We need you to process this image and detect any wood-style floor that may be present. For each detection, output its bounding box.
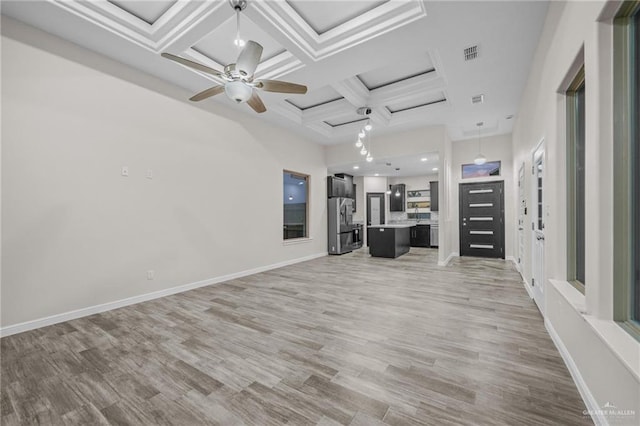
[1,248,592,425]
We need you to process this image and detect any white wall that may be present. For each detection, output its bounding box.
[1,19,327,330]
[451,133,515,259]
[512,0,639,421]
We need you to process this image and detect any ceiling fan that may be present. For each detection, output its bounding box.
[161,0,307,113]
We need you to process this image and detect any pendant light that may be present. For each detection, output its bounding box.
[353,107,374,163]
[474,122,487,165]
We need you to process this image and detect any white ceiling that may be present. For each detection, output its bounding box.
[1,0,548,146]
[328,152,440,178]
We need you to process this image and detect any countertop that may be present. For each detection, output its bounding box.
[389,221,439,226]
[368,224,414,229]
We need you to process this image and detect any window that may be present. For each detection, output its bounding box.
[566,66,586,292]
[461,161,501,179]
[283,171,309,240]
[613,1,640,339]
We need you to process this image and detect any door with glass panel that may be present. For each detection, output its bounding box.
[366,193,385,247]
[531,143,545,313]
[518,164,526,273]
[459,181,505,258]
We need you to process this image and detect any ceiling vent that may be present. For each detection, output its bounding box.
[471,94,484,104]
[464,45,479,61]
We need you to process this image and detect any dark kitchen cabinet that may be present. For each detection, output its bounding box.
[410,225,431,247]
[335,173,354,199]
[352,224,363,250]
[430,181,439,212]
[352,184,357,212]
[327,176,346,198]
[389,184,405,212]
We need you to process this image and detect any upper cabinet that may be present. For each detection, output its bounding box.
[335,173,354,199]
[430,181,439,211]
[390,184,406,211]
[327,176,346,198]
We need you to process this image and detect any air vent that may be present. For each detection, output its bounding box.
[471,94,484,104]
[464,45,478,61]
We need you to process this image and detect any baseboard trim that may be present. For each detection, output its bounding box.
[522,278,534,299]
[545,319,606,426]
[0,252,327,338]
[438,252,458,266]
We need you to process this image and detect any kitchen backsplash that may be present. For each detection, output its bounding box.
[390,211,433,221]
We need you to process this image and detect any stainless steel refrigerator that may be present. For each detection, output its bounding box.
[328,197,354,255]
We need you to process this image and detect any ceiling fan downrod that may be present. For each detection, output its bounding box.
[230,0,248,48]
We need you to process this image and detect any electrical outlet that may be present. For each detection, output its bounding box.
[121,166,129,177]
[147,270,154,280]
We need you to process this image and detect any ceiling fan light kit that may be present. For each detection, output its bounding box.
[160,0,307,113]
[225,80,253,103]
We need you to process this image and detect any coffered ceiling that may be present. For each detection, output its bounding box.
[1,1,549,145]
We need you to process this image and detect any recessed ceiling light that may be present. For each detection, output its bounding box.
[421,157,428,162]
[374,173,379,176]
[432,167,438,171]
[353,165,359,169]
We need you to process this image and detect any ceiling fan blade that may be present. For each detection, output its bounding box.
[236,41,263,77]
[161,53,225,81]
[255,79,308,94]
[247,90,267,113]
[189,85,225,102]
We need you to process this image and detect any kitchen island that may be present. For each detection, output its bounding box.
[368,224,412,258]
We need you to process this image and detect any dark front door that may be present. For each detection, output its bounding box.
[459,181,505,258]
[366,192,385,247]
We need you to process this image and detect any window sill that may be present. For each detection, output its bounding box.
[583,316,640,381]
[549,279,640,382]
[283,237,313,246]
[549,279,586,313]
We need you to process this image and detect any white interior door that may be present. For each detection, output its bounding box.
[518,164,525,273]
[531,143,545,314]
